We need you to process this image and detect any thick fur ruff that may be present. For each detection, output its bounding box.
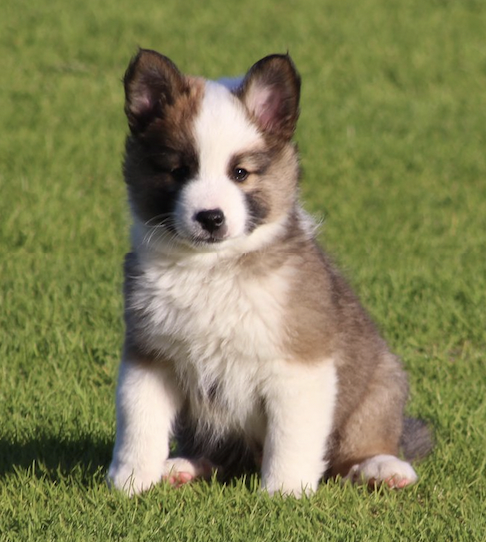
[108,50,432,496]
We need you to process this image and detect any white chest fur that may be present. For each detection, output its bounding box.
[131,251,293,433]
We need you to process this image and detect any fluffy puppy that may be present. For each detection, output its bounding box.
[108,50,431,496]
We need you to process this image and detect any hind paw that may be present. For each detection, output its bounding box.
[163,457,215,487]
[345,454,418,489]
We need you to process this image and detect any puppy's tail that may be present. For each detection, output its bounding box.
[400,417,434,462]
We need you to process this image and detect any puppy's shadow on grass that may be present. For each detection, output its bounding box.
[0,433,112,485]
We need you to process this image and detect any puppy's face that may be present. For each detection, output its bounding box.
[123,50,301,252]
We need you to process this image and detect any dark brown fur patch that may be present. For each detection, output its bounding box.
[123,50,205,225]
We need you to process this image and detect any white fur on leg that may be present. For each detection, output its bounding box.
[261,359,337,497]
[108,356,183,495]
[345,454,418,489]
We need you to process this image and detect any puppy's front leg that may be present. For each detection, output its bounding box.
[108,351,182,495]
[261,359,337,497]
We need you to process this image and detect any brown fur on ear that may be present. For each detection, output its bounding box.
[237,54,301,140]
[124,49,188,134]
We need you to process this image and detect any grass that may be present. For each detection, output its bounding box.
[1,0,485,539]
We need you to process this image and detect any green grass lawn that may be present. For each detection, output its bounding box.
[1,0,485,539]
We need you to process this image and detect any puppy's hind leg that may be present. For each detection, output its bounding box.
[346,418,433,489]
[163,457,215,487]
[332,355,419,489]
[345,454,418,489]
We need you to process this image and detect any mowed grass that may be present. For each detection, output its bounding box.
[1,0,485,540]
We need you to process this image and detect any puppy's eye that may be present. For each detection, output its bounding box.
[233,168,249,182]
[171,166,190,182]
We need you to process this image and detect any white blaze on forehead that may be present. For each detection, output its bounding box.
[174,81,264,243]
[195,81,262,174]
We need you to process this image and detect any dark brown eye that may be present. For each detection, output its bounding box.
[171,166,190,182]
[233,168,249,182]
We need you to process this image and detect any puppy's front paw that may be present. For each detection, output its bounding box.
[262,472,317,498]
[108,457,215,495]
[107,463,161,496]
[262,482,311,498]
[345,454,418,489]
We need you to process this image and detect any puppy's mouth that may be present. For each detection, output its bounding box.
[191,235,225,246]
[188,228,229,247]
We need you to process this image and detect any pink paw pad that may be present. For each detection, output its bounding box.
[345,455,418,490]
[163,457,215,487]
[165,471,194,487]
[384,476,414,489]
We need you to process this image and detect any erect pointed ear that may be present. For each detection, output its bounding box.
[123,49,187,134]
[237,54,301,139]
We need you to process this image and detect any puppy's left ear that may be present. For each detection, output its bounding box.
[238,54,301,140]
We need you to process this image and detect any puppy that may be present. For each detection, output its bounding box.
[108,50,431,496]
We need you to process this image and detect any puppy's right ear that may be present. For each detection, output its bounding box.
[123,49,186,134]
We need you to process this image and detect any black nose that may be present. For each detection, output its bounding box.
[195,209,226,233]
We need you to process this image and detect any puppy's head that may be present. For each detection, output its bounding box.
[123,49,301,253]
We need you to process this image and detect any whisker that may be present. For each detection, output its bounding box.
[144,213,174,227]
[142,215,180,249]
